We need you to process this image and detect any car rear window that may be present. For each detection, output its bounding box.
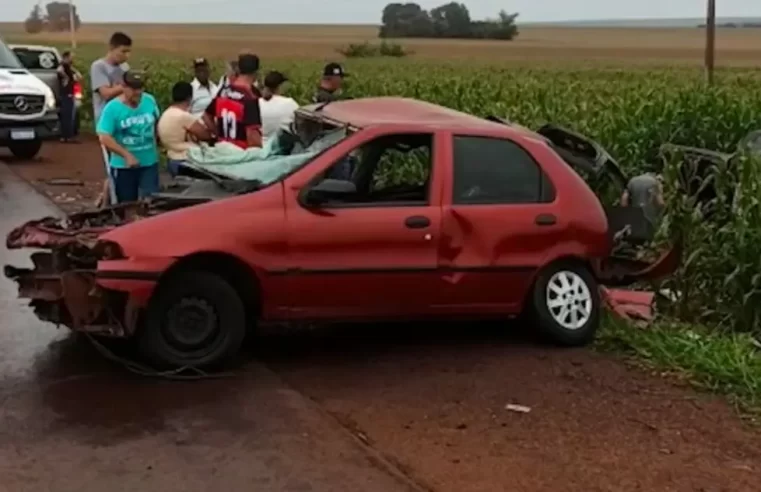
[452,135,555,205]
[12,48,59,70]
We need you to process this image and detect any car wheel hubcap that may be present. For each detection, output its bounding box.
[546,271,593,330]
[164,298,219,350]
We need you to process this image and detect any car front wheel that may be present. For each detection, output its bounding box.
[8,140,43,160]
[530,262,600,346]
[138,270,247,369]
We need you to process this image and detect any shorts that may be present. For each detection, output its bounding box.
[110,165,160,203]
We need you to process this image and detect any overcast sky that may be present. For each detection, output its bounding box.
[2,0,760,24]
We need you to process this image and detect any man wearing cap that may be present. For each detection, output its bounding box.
[313,62,348,104]
[96,71,161,203]
[203,53,263,149]
[259,71,299,147]
[189,58,218,118]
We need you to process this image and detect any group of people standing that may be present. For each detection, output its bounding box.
[88,31,349,204]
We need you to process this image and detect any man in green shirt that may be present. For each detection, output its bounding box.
[312,62,349,104]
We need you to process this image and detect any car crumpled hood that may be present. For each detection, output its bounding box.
[5,180,235,250]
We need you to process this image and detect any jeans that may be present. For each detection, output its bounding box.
[110,164,160,203]
[59,94,76,139]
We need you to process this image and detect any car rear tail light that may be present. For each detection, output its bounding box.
[73,81,82,100]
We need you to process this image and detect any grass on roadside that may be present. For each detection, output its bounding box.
[598,316,761,418]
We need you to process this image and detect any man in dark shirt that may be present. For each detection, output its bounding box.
[57,50,80,143]
[312,62,349,104]
[203,53,263,149]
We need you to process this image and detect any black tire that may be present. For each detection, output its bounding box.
[9,140,43,160]
[138,270,246,369]
[529,261,600,346]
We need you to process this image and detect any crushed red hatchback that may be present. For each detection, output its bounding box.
[4,97,680,368]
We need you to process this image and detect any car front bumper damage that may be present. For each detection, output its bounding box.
[4,253,127,336]
[3,201,173,337]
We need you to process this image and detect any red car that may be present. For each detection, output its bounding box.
[5,97,678,369]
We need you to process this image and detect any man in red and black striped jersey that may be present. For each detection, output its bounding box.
[203,53,263,149]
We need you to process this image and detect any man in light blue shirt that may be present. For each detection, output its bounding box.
[96,71,161,203]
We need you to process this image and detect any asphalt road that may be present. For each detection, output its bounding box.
[0,162,419,492]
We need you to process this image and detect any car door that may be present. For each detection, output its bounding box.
[435,133,561,314]
[283,130,443,319]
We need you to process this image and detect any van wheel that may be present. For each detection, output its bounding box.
[9,140,43,160]
[530,262,600,346]
[138,271,246,369]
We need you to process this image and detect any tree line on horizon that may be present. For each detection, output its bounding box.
[379,2,519,40]
[21,1,519,41]
[24,2,81,34]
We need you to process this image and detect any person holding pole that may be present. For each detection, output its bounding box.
[90,32,132,206]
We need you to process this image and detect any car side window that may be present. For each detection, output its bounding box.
[452,135,555,205]
[310,133,434,207]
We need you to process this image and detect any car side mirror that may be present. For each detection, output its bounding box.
[304,179,357,206]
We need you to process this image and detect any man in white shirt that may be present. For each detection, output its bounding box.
[259,71,299,148]
[189,58,218,117]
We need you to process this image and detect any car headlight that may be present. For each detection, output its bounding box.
[93,240,125,260]
[43,87,56,110]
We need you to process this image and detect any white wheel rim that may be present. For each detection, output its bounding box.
[546,271,593,331]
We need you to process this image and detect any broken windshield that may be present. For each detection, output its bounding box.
[184,125,351,192]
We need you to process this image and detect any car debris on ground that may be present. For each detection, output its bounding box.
[505,403,532,413]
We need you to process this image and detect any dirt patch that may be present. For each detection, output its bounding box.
[1,136,106,213]
[261,322,761,492]
[2,136,172,214]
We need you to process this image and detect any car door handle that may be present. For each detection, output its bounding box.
[405,216,430,229]
[535,213,557,226]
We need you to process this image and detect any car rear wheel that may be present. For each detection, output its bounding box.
[9,140,43,160]
[138,270,246,369]
[530,262,600,346]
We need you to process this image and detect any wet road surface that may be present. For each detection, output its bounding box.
[0,163,419,492]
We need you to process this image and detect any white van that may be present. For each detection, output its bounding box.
[0,37,59,159]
